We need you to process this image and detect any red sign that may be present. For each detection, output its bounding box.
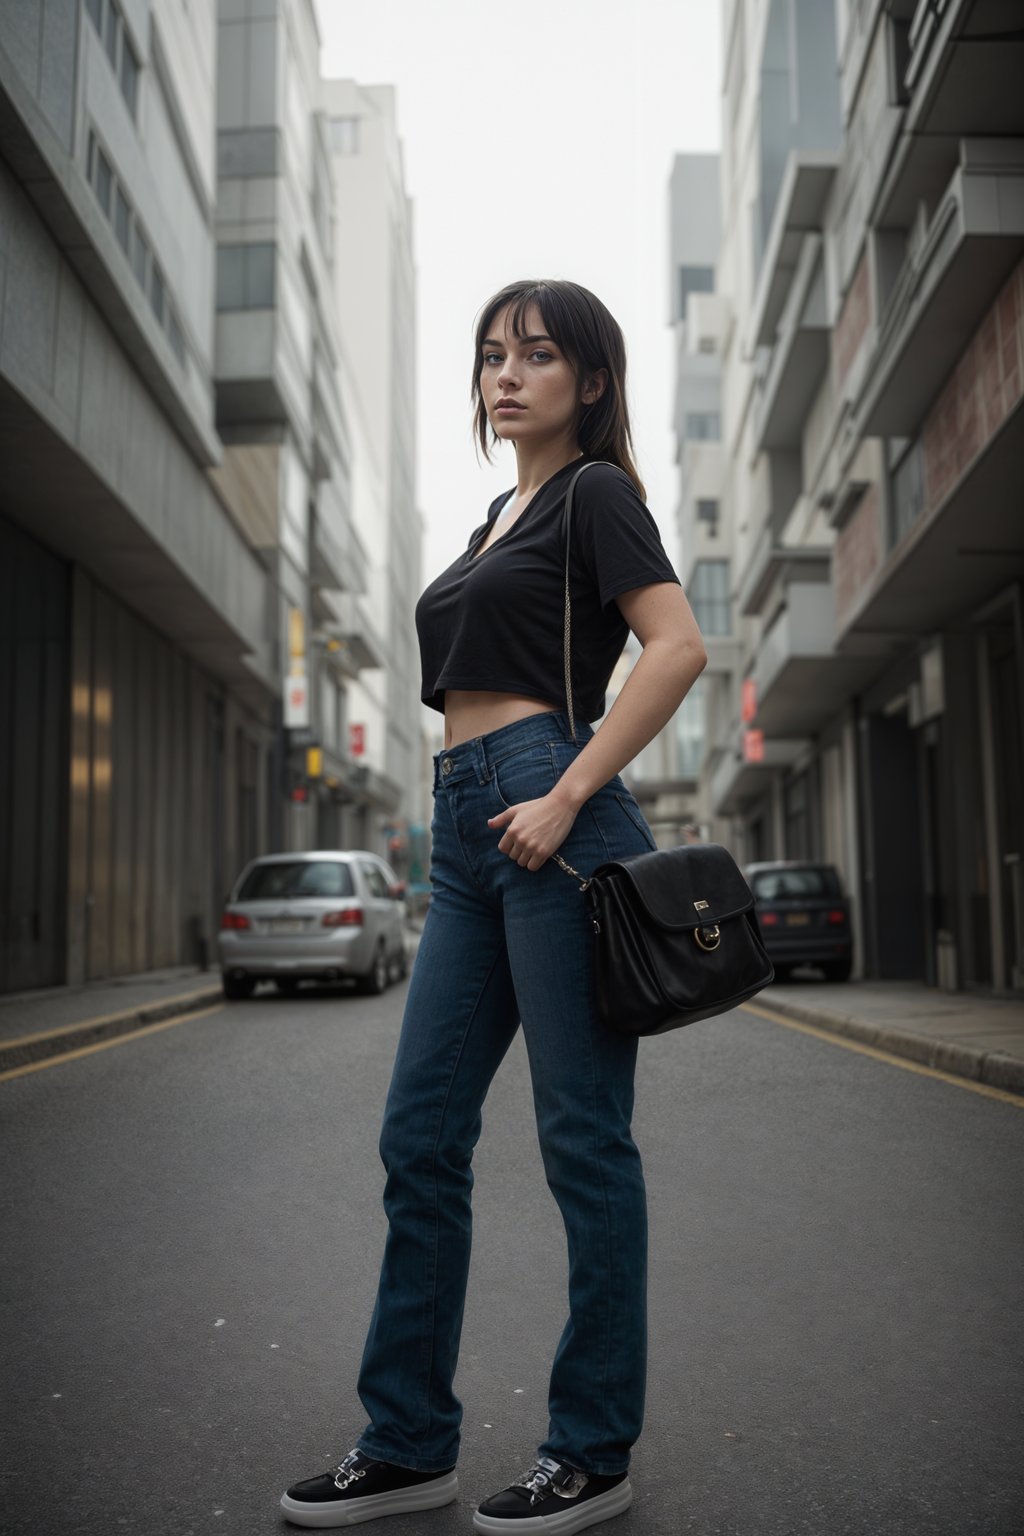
[743,729,765,764]
[741,678,757,723]
[349,723,366,757]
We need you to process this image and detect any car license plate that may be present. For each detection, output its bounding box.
[786,913,811,926]
[272,918,305,934]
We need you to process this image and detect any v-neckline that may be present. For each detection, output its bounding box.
[467,459,583,562]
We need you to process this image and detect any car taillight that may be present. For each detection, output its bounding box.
[759,911,779,927]
[322,908,363,927]
[221,911,250,930]
[826,910,847,926]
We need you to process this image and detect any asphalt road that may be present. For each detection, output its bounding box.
[2,971,1022,1536]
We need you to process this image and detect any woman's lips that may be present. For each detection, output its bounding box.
[495,404,525,414]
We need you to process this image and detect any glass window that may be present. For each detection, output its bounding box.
[696,498,720,535]
[132,220,149,289]
[104,1,119,68]
[237,860,355,900]
[150,262,165,324]
[94,144,113,216]
[168,308,186,366]
[689,560,731,636]
[750,867,841,901]
[120,36,139,117]
[246,243,275,306]
[85,0,103,34]
[685,411,721,442]
[360,862,391,899]
[679,264,714,317]
[114,186,131,254]
[890,438,924,548]
[216,245,244,309]
[216,243,275,310]
[328,116,360,155]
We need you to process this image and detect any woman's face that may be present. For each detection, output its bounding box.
[480,302,599,449]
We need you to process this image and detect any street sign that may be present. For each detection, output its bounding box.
[349,722,365,757]
[743,728,765,763]
[284,671,309,728]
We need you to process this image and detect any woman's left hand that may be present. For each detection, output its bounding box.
[487,793,579,871]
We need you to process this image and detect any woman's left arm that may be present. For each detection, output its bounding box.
[487,582,707,869]
[550,581,708,812]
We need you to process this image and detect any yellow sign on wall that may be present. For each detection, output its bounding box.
[306,747,323,779]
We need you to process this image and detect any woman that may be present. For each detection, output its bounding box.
[281,279,707,1533]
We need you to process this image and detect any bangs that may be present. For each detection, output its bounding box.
[479,282,581,367]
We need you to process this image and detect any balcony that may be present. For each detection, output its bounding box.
[753,236,830,451]
[877,0,1024,226]
[310,477,367,596]
[737,526,831,618]
[859,140,1024,436]
[709,732,810,817]
[747,578,883,735]
[320,591,386,676]
[749,150,838,350]
[685,291,732,357]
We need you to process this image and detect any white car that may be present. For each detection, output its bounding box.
[218,850,409,1000]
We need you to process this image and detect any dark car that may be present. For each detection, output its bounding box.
[745,861,853,982]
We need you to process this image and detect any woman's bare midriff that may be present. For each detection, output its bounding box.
[443,690,561,749]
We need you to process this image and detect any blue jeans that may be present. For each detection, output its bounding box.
[355,710,656,1478]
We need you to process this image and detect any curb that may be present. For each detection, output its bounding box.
[758,992,1024,1097]
[0,986,223,1074]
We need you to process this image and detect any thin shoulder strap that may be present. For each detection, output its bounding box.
[562,460,612,742]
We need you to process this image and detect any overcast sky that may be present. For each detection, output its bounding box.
[315,0,722,583]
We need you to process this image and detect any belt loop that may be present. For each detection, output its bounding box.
[474,736,490,784]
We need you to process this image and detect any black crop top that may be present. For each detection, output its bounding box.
[415,459,681,722]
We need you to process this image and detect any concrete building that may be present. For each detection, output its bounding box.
[212,0,387,856]
[694,0,1024,994]
[323,78,425,874]
[0,0,277,991]
[0,0,423,994]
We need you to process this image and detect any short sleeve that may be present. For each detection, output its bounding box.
[572,463,680,608]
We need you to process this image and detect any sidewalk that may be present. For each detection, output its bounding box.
[756,977,1024,1095]
[0,966,222,1071]
[3,955,1022,1097]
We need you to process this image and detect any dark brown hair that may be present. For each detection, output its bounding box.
[471,279,645,499]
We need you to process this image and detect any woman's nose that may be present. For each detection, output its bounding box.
[497,362,520,390]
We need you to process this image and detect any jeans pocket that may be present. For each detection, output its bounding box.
[492,743,556,810]
[613,792,658,851]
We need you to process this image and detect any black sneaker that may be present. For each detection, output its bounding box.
[472,1456,631,1533]
[281,1448,458,1528]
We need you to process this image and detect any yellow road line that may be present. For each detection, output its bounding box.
[0,1005,224,1084]
[742,1001,1024,1108]
[0,988,219,1051]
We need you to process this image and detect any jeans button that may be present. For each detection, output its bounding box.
[441,757,453,775]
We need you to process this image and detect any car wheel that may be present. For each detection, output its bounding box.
[222,973,256,1001]
[358,943,389,996]
[823,959,852,982]
[275,978,300,996]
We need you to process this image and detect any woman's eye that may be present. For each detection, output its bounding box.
[530,350,552,362]
[483,352,503,366]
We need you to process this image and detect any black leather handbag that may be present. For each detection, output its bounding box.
[550,462,774,1036]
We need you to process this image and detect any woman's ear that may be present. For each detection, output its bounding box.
[581,368,608,406]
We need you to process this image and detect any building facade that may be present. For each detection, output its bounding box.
[689,0,1024,993]
[0,0,422,993]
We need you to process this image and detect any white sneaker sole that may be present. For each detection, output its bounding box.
[280,1471,458,1527]
[472,1477,632,1534]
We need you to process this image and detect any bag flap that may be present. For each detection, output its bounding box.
[592,843,754,930]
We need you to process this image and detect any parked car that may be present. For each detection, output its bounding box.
[218,851,409,1000]
[745,860,853,982]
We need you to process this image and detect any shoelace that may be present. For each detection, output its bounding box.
[516,1457,588,1505]
[333,1451,368,1491]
